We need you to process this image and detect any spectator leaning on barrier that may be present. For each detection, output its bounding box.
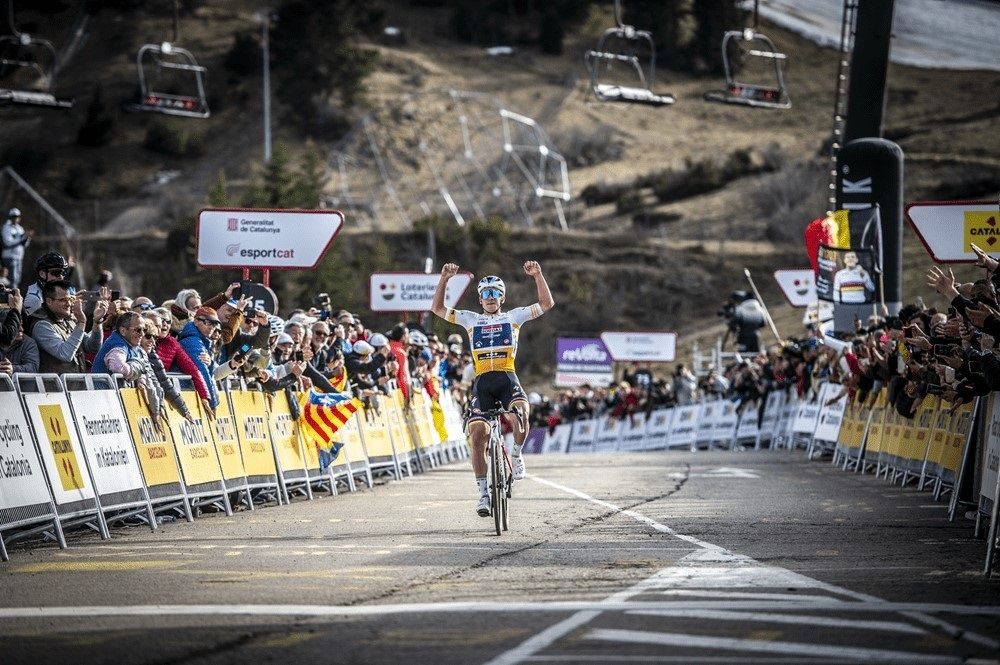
[91,311,148,381]
[137,316,193,424]
[177,306,221,412]
[1,208,31,288]
[148,306,211,408]
[29,280,107,374]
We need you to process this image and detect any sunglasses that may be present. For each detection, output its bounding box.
[479,288,503,300]
[46,269,67,277]
[142,333,156,340]
[136,303,155,311]
[197,317,222,328]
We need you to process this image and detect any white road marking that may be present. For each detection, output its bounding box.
[669,468,761,479]
[626,609,926,634]
[656,590,842,602]
[477,475,999,665]
[584,629,961,664]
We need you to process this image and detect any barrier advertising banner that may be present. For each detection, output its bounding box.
[22,394,95,505]
[982,394,1000,505]
[196,208,344,269]
[68,391,146,495]
[166,393,224,486]
[120,388,182,488]
[229,391,278,477]
[555,338,613,387]
[369,271,473,312]
[207,398,247,481]
[600,331,677,362]
[0,392,52,513]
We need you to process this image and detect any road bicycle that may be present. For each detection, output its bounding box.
[482,408,514,535]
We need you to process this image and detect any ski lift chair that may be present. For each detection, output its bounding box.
[126,41,209,118]
[584,1,674,107]
[0,3,73,109]
[704,28,791,110]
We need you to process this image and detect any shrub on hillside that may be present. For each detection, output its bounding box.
[143,120,205,157]
[652,145,784,203]
[76,84,117,147]
[556,124,624,168]
[224,32,259,77]
[616,190,645,215]
[752,160,826,243]
[581,180,632,206]
[633,210,682,229]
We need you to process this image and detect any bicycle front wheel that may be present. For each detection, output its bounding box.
[491,438,502,536]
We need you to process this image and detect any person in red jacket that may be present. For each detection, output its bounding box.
[386,322,410,399]
[150,306,212,413]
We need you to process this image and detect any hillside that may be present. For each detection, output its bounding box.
[2,2,999,389]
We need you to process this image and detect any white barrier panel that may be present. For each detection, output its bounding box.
[696,401,718,446]
[542,424,571,454]
[982,393,1000,508]
[813,383,846,443]
[569,419,597,453]
[21,392,97,507]
[67,390,148,500]
[643,408,672,449]
[759,391,784,445]
[594,415,623,452]
[668,404,698,449]
[713,400,739,446]
[621,413,648,451]
[793,396,822,435]
[735,402,760,442]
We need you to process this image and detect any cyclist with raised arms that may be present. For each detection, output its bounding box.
[432,260,554,517]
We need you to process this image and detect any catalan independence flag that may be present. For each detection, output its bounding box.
[299,390,361,465]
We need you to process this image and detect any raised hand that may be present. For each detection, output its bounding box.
[925,266,959,299]
[523,260,542,277]
[441,263,459,278]
[71,296,86,324]
[225,282,241,298]
[6,287,22,311]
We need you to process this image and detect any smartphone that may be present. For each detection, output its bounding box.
[111,290,121,301]
[294,350,305,362]
[232,343,253,362]
[933,344,955,356]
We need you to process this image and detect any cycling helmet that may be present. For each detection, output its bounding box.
[408,330,428,347]
[35,251,68,273]
[267,315,285,337]
[477,275,505,297]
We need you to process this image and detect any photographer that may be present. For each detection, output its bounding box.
[0,287,38,374]
[313,292,332,321]
[719,291,766,353]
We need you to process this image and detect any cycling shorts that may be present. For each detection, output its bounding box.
[466,370,527,427]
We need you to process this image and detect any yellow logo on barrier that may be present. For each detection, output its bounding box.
[964,211,1000,251]
[120,388,180,487]
[166,393,224,486]
[38,404,85,491]
[229,391,277,477]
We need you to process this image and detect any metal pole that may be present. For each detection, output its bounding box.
[743,268,783,345]
[261,11,272,163]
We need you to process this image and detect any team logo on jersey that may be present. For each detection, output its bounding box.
[473,323,512,349]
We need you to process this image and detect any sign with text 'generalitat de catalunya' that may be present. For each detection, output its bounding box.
[369,272,473,312]
[196,208,344,269]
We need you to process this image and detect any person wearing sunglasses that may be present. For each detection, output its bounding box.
[177,306,223,412]
[92,311,149,382]
[23,251,73,316]
[29,279,108,375]
[431,260,554,517]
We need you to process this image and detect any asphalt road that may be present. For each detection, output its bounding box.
[2,450,999,665]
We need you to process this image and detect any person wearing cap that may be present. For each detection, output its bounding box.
[344,338,389,390]
[432,260,554,517]
[1,207,31,289]
[177,306,222,410]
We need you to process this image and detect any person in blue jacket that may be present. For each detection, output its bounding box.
[177,305,221,414]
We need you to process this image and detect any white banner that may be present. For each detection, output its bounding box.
[0,392,52,513]
[643,408,672,449]
[793,395,823,435]
[600,331,677,362]
[713,400,739,444]
[542,424,571,454]
[22,393,96,505]
[905,200,999,263]
[68,391,146,497]
[696,401,719,445]
[196,208,344,269]
[668,404,699,449]
[621,413,648,451]
[735,402,760,441]
[813,383,847,443]
[369,272,473,312]
[982,394,1000,505]
[569,419,597,453]
[555,371,614,388]
[594,416,623,452]
[773,268,817,307]
[758,391,784,443]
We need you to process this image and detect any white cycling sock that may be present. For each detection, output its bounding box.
[513,443,523,458]
[476,477,488,497]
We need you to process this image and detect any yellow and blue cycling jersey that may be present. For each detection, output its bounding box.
[446,304,544,375]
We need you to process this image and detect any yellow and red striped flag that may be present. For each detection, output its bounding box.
[299,390,362,460]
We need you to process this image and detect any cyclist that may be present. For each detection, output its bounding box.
[431,260,554,517]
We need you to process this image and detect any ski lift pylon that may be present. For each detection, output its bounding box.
[703,1,790,110]
[125,1,209,119]
[0,0,73,109]
[584,0,675,107]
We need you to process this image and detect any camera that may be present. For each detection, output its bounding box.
[717,303,735,319]
[314,292,330,308]
[294,350,305,362]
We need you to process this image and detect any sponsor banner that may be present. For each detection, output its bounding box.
[696,401,718,445]
[166,392,224,486]
[816,245,878,304]
[906,200,1000,263]
[269,392,309,471]
[68,391,145,496]
[522,428,546,455]
[594,416,623,453]
[22,394,95,505]
[569,418,597,453]
[229,391,277,477]
[982,395,1000,505]
[0,392,52,513]
[813,383,846,442]
[207,397,247,481]
[736,403,760,440]
[773,268,817,308]
[793,397,823,435]
[758,391,784,441]
[196,208,344,269]
[369,272,473,312]
[713,400,739,443]
[667,404,698,449]
[600,332,677,363]
[120,388,181,488]
[542,424,571,454]
[643,407,672,448]
[555,338,613,388]
[622,413,649,451]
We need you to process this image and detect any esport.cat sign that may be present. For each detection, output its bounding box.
[369,271,473,312]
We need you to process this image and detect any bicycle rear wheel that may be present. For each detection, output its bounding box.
[501,466,509,531]
[490,435,502,536]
